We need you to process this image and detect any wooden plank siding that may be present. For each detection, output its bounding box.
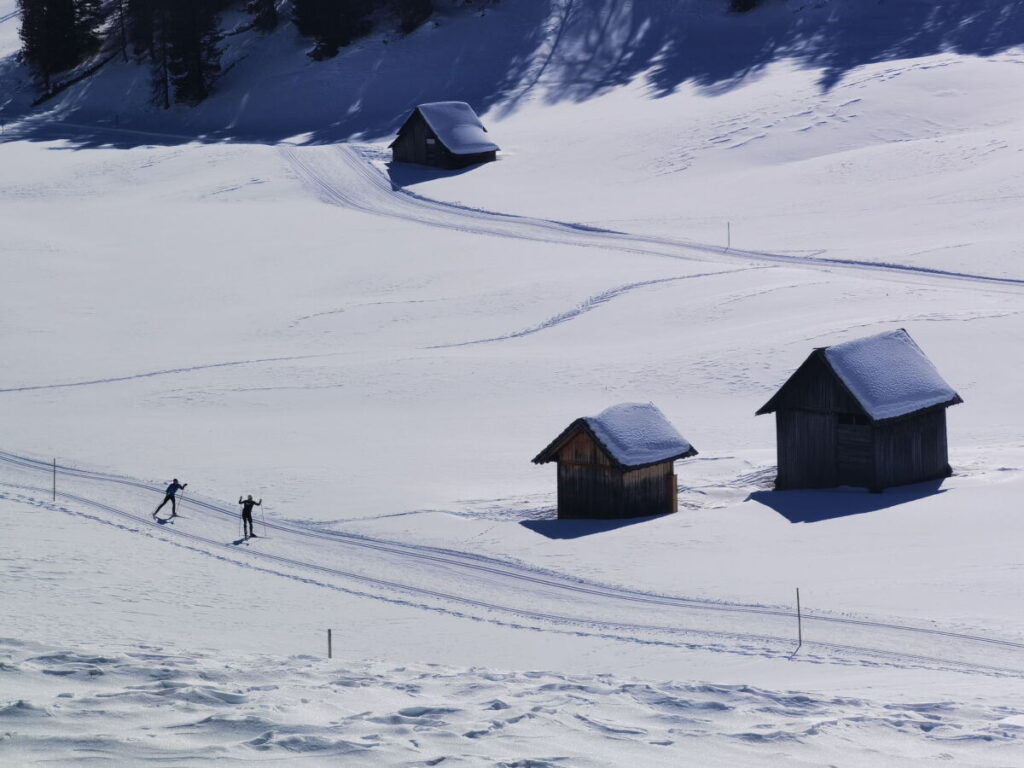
[874,410,951,489]
[621,463,675,518]
[775,410,838,489]
[552,430,676,519]
[764,353,865,416]
[836,423,874,488]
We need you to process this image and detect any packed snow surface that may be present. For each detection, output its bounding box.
[413,101,500,154]
[824,329,962,421]
[582,402,695,467]
[4,636,1024,768]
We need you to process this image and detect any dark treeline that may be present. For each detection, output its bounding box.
[17,0,765,107]
[17,0,446,106]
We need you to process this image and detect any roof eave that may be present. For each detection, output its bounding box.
[532,419,588,465]
[868,393,964,425]
[533,420,698,470]
[619,446,699,471]
[755,349,827,416]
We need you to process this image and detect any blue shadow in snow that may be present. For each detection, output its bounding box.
[521,514,664,540]
[747,479,947,524]
[385,160,482,189]
[5,0,1024,149]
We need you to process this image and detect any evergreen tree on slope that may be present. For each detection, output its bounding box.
[17,0,101,91]
[293,0,372,60]
[164,0,221,105]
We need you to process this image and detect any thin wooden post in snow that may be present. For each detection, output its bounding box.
[796,587,802,648]
[328,628,332,659]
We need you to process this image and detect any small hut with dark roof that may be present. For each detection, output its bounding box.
[756,329,962,492]
[390,101,499,169]
[533,402,698,519]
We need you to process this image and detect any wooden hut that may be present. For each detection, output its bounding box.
[756,329,962,492]
[389,101,499,169]
[533,403,698,519]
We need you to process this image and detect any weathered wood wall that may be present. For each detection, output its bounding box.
[874,410,950,489]
[392,112,435,165]
[769,353,864,415]
[837,423,874,488]
[621,464,675,518]
[554,430,676,519]
[556,430,618,519]
[775,410,837,489]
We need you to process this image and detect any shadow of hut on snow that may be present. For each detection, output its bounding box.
[746,479,947,524]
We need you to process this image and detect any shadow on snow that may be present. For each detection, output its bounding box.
[2,0,1024,149]
[746,479,948,524]
[521,514,665,539]
[384,161,482,189]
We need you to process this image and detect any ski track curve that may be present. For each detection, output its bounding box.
[280,144,1024,291]
[426,267,766,349]
[0,352,332,394]
[3,449,1024,678]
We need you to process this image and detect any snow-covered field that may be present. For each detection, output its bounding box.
[3,0,1024,764]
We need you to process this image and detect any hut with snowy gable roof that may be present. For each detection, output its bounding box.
[390,101,499,169]
[533,403,698,519]
[757,329,962,492]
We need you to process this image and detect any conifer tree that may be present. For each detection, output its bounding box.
[126,0,155,59]
[149,0,171,107]
[164,0,221,105]
[17,0,92,91]
[293,0,372,60]
[74,0,102,53]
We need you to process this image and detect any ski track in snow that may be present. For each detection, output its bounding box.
[427,267,766,348]
[280,144,1024,291]
[0,352,332,393]
[3,449,1024,678]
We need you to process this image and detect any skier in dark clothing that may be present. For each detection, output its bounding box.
[239,494,262,538]
[153,479,187,518]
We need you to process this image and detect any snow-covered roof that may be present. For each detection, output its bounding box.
[415,101,499,155]
[822,329,961,421]
[534,402,697,468]
[757,328,963,421]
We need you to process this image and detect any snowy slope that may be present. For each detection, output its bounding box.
[3,0,1024,764]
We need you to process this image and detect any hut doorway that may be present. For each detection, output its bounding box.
[836,414,872,488]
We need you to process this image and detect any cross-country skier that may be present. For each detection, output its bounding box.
[239,494,262,539]
[153,479,187,518]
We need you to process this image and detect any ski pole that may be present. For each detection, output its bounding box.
[260,501,267,538]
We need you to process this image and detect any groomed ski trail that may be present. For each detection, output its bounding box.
[280,144,1024,291]
[3,449,1024,678]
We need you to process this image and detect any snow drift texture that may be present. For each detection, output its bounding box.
[824,329,961,421]
[415,101,499,154]
[584,402,694,467]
